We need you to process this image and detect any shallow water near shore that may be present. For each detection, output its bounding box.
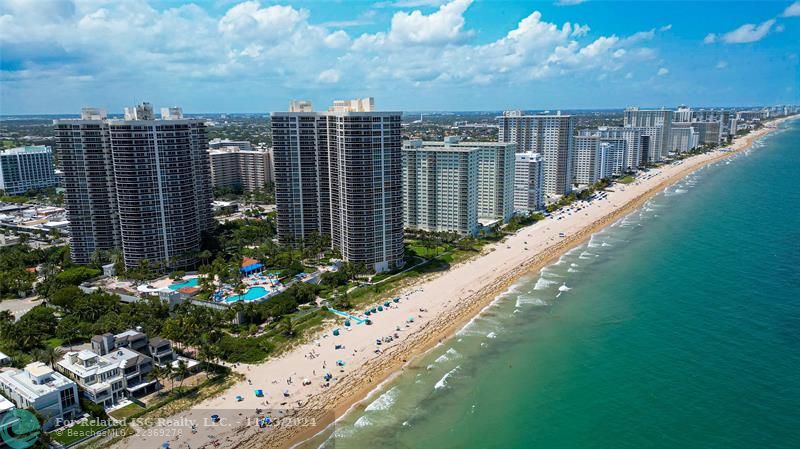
[302,121,800,449]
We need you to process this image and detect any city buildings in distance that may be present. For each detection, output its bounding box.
[0,145,57,195]
[209,143,273,193]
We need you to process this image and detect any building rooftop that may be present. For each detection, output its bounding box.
[0,395,15,414]
[0,362,75,402]
[104,347,148,369]
[0,145,51,156]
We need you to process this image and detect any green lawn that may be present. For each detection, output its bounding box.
[618,175,636,184]
[108,403,145,420]
[50,421,110,446]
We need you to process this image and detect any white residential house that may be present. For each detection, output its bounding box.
[57,347,157,409]
[0,362,81,430]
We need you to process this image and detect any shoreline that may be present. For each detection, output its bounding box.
[280,116,798,449]
[110,115,796,449]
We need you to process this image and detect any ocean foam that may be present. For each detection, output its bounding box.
[515,295,547,307]
[434,366,460,390]
[534,277,558,290]
[364,387,398,412]
[558,284,571,292]
[486,331,497,339]
[353,415,373,428]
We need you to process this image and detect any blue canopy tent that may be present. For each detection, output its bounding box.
[240,262,264,274]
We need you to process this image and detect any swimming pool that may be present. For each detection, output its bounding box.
[224,286,269,303]
[168,278,199,290]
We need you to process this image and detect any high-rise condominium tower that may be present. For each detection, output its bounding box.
[513,152,545,214]
[623,107,673,163]
[271,98,404,273]
[497,111,574,196]
[54,104,212,270]
[413,137,515,225]
[402,140,479,236]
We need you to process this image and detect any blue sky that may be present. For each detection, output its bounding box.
[1,0,798,114]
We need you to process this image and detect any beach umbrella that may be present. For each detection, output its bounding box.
[336,360,345,366]
[384,301,390,307]
[393,298,400,303]
[283,389,290,397]
[365,319,372,325]
[344,319,351,327]
[162,443,170,449]
[333,328,340,336]
[255,389,263,397]
[378,306,383,312]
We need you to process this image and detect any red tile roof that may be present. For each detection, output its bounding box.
[242,256,260,268]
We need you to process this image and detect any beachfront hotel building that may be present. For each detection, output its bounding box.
[413,137,515,225]
[53,103,213,270]
[0,362,81,430]
[673,121,721,146]
[623,107,673,163]
[598,126,646,171]
[670,126,700,153]
[514,152,545,213]
[497,111,574,196]
[272,98,404,272]
[598,139,627,177]
[573,134,604,186]
[403,140,478,235]
[209,146,273,192]
[0,146,57,195]
[402,139,479,236]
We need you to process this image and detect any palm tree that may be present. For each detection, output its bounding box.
[175,360,190,389]
[198,250,212,266]
[161,363,175,391]
[148,364,166,390]
[280,316,295,338]
[35,347,65,368]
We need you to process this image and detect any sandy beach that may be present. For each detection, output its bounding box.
[111,115,796,449]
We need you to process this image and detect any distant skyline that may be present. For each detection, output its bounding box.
[1,0,799,114]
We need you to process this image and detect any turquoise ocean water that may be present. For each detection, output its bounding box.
[304,120,800,449]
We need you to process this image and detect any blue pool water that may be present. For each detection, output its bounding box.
[168,278,199,290]
[225,286,269,303]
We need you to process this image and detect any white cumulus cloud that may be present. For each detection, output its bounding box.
[720,19,775,44]
[783,1,800,17]
[388,0,473,45]
[657,67,669,76]
[318,69,341,83]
